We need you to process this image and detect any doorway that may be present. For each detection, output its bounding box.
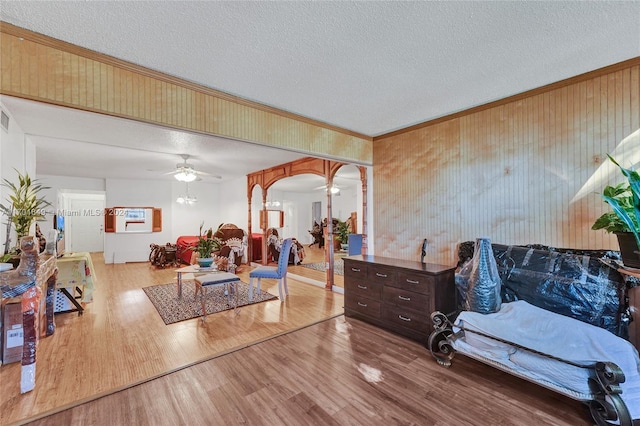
[62,191,106,253]
[312,201,322,228]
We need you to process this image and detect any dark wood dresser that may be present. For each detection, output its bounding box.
[343,255,456,344]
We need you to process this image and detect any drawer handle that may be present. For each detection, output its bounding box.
[375,273,388,278]
[357,285,368,290]
[398,295,411,301]
[351,268,361,272]
[357,302,368,307]
[406,279,420,284]
[398,315,411,322]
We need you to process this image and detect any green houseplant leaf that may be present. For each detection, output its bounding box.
[595,155,640,249]
[336,220,351,245]
[0,170,51,251]
[189,222,221,258]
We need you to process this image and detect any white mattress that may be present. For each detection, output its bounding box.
[452,301,640,420]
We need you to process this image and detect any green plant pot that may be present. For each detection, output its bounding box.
[615,232,640,269]
[197,257,214,268]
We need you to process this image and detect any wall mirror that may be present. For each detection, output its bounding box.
[260,209,284,229]
[104,207,162,233]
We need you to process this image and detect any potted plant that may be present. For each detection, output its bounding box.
[190,222,221,267]
[336,220,351,251]
[0,170,51,265]
[592,154,640,268]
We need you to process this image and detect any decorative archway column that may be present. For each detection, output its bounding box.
[360,166,368,255]
[325,176,335,290]
[247,157,368,290]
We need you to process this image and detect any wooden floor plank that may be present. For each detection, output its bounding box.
[0,252,344,425]
[2,248,598,425]
[23,316,593,426]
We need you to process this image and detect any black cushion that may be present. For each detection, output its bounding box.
[457,242,630,339]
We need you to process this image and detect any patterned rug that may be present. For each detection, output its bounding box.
[143,281,277,325]
[299,258,344,276]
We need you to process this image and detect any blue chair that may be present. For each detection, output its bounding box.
[347,234,363,256]
[249,238,293,302]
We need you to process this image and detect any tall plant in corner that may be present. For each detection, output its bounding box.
[0,170,51,254]
[592,155,640,267]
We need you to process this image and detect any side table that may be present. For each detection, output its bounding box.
[617,267,640,350]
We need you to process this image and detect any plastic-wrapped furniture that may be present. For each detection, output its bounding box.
[429,242,640,426]
[429,301,639,426]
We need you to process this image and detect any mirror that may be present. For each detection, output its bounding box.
[104,207,162,233]
[260,209,284,229]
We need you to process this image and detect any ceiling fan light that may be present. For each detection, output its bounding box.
[330,186,340,194]
[176,195,186,204]
[175,171,197,182]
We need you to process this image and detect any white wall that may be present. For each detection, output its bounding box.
[103,177,250,263]
[21,173,249,264]
[216,176,249,229]
[104,179,174,263]
[0,102,36,254]
[171,180,221,237]
[36,174,107,238]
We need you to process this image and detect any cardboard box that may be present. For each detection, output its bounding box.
[2,302,23,364]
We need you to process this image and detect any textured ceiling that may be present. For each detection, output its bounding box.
[2,1,639,136]
[0,1,639,185]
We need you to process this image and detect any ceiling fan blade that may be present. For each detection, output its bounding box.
[314,184,342,190]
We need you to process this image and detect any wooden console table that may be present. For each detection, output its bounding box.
[343,255,456,344]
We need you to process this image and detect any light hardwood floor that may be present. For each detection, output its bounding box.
[1,250,344,425]
[3,249,596,425]
[25,316,592,425]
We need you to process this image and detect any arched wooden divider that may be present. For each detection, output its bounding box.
[247,157,368,290]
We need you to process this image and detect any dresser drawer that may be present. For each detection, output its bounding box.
[383,286,430,312]
[345,279,382,300]
[382,304,430,332]
[345,296,382,319]
[344,261,368,279]
[391,271,435,295]
[369,265,396,285]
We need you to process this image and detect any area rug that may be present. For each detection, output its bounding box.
[299,258,344,276]
[143,281,278,325]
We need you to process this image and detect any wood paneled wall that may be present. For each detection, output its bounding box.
[0,23,372,164]
[374,61,640,265]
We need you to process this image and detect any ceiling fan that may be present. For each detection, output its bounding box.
[164,154,220,182]
[314,184,342,194]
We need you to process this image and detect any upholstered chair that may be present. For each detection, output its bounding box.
[249,238,292,302]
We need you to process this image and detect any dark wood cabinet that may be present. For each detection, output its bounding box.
[344,255,456,344]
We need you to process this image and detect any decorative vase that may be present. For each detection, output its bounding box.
[465,237,502,314]
[197,257,214,268]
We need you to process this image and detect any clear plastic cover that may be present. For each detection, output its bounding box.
[456,242,632,338]
[462,238,502,314]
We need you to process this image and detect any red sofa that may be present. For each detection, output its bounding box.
[176,224,247,267]
[176,235,199,265]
